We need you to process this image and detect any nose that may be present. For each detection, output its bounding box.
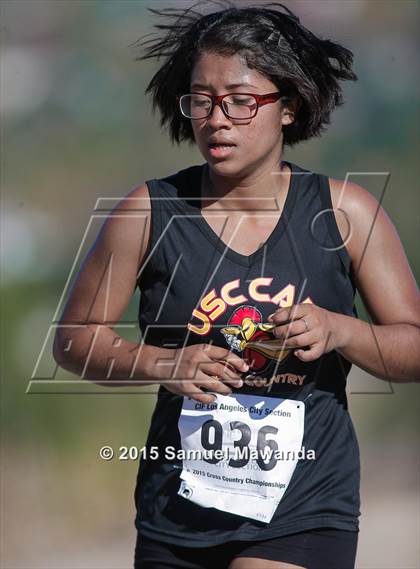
[206,101,231,128]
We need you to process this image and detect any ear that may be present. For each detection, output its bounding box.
[280,96,301,126]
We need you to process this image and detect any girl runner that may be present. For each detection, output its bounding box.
[54,3,420,568]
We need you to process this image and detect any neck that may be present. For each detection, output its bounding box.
[201,156,291,212]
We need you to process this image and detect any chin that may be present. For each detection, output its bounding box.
[205,157,248,179]
[208,162,238,177]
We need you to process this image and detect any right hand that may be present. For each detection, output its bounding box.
[151,344,249,403]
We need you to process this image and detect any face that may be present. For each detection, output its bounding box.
[188,51,295,178]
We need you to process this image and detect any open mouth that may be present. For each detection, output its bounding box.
[208,143,237,158]
[208,143,236,149]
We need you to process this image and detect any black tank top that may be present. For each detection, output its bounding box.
[134,161,360,546]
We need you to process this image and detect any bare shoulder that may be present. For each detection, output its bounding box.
[93,182,152,275]
[110,182,151,214]
[99,182,151,244]
[328,178,380,216]
[327,177,398,265]
[327,178,419,328]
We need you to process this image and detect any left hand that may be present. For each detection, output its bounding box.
[267,303,343,362]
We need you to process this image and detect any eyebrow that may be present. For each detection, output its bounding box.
[190,82,259,90]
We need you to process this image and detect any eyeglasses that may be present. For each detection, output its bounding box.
[177,92,282,120]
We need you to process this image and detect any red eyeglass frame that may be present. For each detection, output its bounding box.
[176,92,283,119]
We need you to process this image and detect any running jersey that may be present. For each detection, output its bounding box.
[134,160,361,546]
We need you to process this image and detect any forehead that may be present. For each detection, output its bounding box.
[190,51,275,92]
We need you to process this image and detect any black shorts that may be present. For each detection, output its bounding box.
[134,528,358,569]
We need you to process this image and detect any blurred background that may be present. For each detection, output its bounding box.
[1,0,419,567]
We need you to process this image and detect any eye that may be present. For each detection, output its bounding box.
[191,95,211,107]
[229,95,255,105]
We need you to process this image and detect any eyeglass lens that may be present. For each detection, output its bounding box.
[180,94,257,119]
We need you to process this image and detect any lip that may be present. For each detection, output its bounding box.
[207,141,237,159]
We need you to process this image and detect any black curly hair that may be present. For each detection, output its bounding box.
[134,1,357,147]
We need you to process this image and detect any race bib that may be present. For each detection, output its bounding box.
[177,393,305,523]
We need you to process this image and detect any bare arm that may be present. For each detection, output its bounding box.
[268,179,420,382]
[53,184,162,386]
[53,184,247,396]
[330,179,420,381]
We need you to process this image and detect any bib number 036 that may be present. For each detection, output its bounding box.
[177,395,306,523]
[201,419,278,471]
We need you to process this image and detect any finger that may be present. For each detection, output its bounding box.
[271,319,308,339]
[197,372,233,395]
[294,344,323,362]
[212,362,243,386]
[223,354,249,374]
[182,375,222,402]
[164,378,217,404]
[282,331,315,349]
[268,304,307,325]
[193,362,241,388]
[186,388,217,404]
[208,346,249,373]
